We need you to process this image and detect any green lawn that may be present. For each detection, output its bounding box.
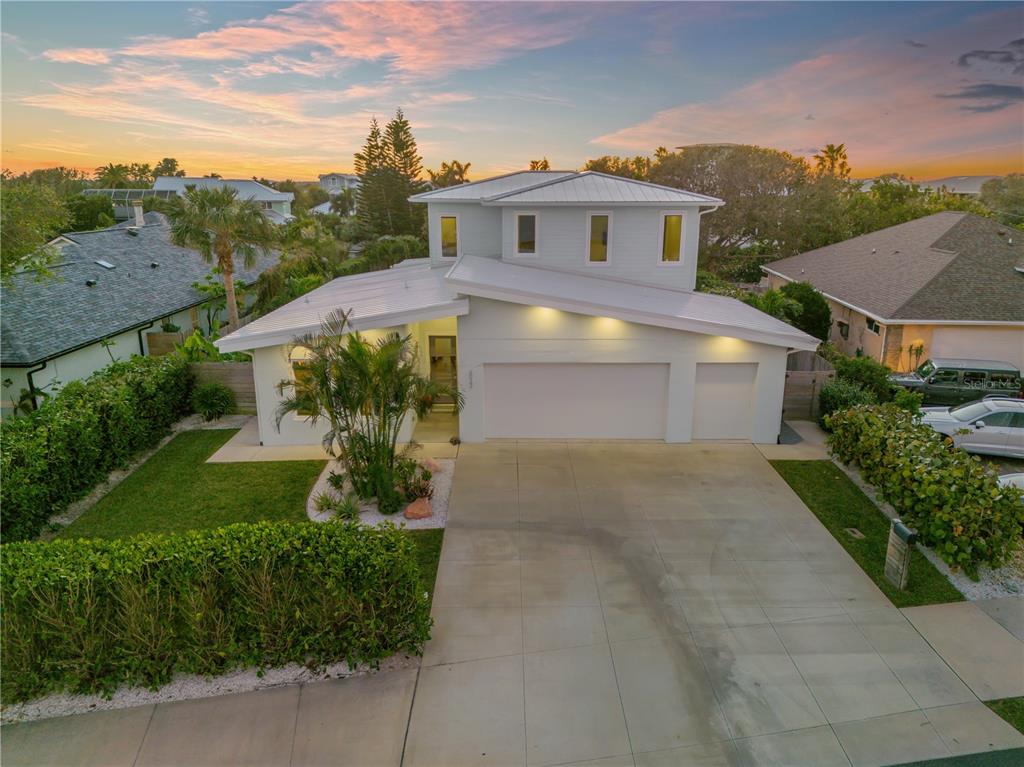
[60,430,326,540]
[770,460,964,608]
[987,698,1024,734]
[408,528,444,604]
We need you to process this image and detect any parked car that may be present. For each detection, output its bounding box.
[893,358,1022,406]
[998,473,1024,500]
[919,398,1024,458]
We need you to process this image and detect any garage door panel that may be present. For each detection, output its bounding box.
[484,363,668,439]
[693,363,756,440]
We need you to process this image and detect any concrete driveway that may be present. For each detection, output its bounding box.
[4,443,1022,767]
[406,442,1023,767]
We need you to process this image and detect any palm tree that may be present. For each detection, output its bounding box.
[427,160,472,188]
[276,310,461,511]
[813,144,851,179]
[93,163,132,188]
[168,186,273,328]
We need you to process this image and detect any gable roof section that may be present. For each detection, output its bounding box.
[152,176,294,202]
[408,171,576,202]
[215,260,469,353]
[482,171,723,206]
[764,212,1024,323]
[1,213,278,366]
[446,255,817,350]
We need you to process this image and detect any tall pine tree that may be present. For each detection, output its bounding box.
[355,110,428,237]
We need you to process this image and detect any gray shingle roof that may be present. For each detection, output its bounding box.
[1,213,277,366]
[764,212,1024,322]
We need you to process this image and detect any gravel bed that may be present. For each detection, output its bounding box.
[834,459,1024,600]
[0,654,418,725]
[306,457,453,530]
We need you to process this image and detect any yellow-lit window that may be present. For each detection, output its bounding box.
[291,361,315,416]
[661,214,682,262]
[588,214,609,263]
[516,214,536,255]
[440,216,458,258]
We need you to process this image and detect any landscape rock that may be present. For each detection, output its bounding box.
[404,497,433,519]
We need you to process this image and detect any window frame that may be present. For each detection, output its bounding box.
[865,318,881,335]
[657,211,685,266]
[513,211,539,258]
[584,211,613,266]
[836,320,850,340]
[289,357,316,417]
[439,214,460,259]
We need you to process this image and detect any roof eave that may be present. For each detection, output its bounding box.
[214,298,470,353]
[444,274,817,351]
[480,200,724,207]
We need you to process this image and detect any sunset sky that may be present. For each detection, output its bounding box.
[2,1,1022,181]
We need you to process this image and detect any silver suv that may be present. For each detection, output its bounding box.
[920,398,1024,458]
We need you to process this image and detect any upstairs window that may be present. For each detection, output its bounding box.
[661,213,683,263]
[866,318,880,334]
[440,216,458,258]
[515,213,537,256]
[588,213,610,263]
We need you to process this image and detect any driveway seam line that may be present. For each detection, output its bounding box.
[398,663,422,767]
[287,682,302,766]
[130,702,158,767]
[518,445,528,766]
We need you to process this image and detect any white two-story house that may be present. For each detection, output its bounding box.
[217,171,816,445]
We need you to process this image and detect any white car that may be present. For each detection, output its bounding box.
[919,399,1024,458]
[998,473,1024,498]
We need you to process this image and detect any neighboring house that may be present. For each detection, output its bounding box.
[310,200,335,216]
[918,176,999,196]
[1,208,277,416]
[85,177,295,223]
[318,173,360,194]
[217,170,817,446]
[763,212,1024,371]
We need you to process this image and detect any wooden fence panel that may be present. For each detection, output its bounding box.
[146,332,186,357]
[783,370,835,421]
[191,362,256,413]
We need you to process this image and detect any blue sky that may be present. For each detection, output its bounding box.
[2,2,1021,180]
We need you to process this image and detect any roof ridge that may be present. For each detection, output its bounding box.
[483,170,724,204]
[481,172,585,201]
[409,170,574,200]
[580,171,725,203]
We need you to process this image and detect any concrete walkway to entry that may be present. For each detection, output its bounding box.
[4,442,1022,767]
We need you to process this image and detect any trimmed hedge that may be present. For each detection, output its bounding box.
[1,355,193,542]
[826,405,1024,577]
[1,521,432,703]
[818,378,877,427]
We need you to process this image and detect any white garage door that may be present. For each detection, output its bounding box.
[692,363,757,440]
[483,363,669,439]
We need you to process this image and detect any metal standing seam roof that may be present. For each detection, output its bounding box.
[765,212,1024,322]
[152,176,294,202]
[1,213,278,366]
[480,171,724,206]
[408,171,576,202]
[445,256,817,350]
[215,261,469,353]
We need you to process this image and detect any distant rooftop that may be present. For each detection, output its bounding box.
[152,176,294,202]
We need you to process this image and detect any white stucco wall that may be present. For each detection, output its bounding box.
[456,297,789,444]
[499,206,702,290]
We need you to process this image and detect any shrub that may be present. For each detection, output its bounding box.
[0,521,432,703]
[826,405,1024,576]
[892,387,924,413]
[191,382,235,421]
[833,355,895,402]
[0,356,193,542]
[818,378,877,427]
[779,281,832,341]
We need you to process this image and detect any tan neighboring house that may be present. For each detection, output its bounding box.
[764,212,1024,372]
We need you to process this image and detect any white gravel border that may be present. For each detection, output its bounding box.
[306,458,453,530]
[833,459,1024,600]
[0,654,419,725]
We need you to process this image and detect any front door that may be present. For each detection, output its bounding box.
[429,336,457,404]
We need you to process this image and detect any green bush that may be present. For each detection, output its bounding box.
[191,381,235,421]
[833,355,895,402]
[0,521,432,703]
[0,355,193,542]
[818,378,877,427]
[779,281,832,341]
[892,387,924,413]
[826,405,1024,576]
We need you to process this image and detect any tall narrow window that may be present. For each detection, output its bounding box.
[516,213,536,255]
[588,214,609,263]
[291,360,315,416]
[440,216,458,258]
[661,214,683,263]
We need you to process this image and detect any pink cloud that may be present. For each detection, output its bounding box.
[43,48,111,65]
